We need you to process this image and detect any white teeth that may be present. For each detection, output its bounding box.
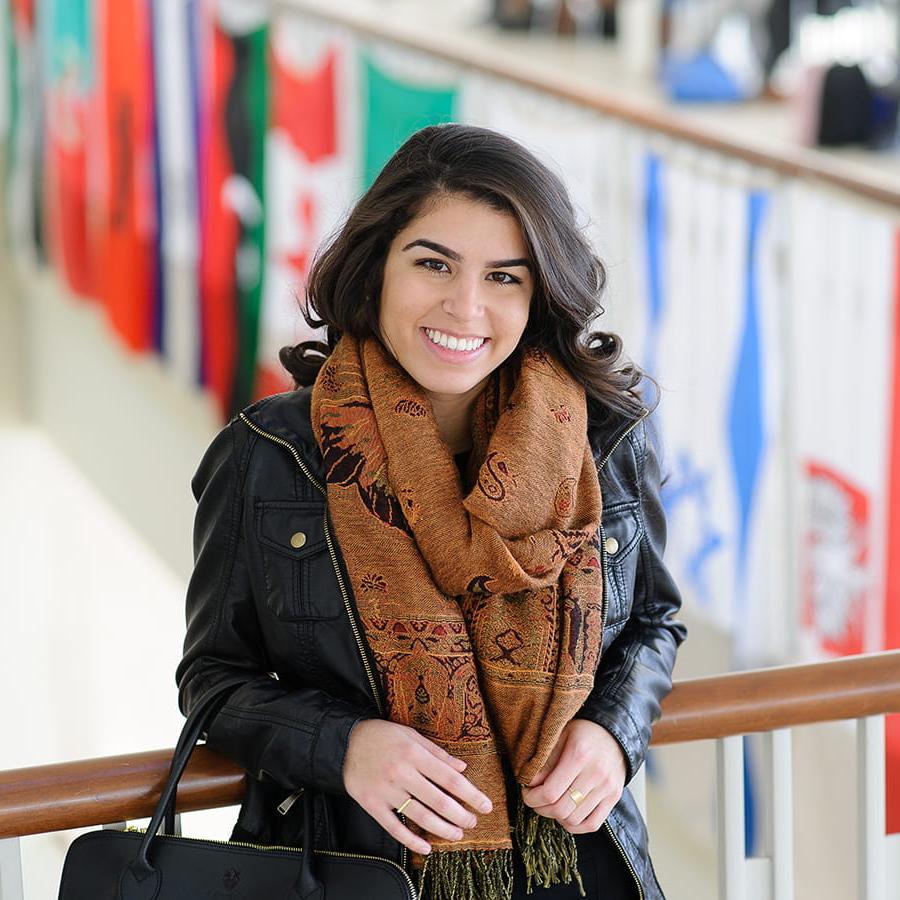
[425,328,486,353]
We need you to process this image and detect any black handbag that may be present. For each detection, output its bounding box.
[58,684,418,899]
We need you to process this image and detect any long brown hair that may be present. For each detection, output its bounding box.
[280,123,657,421]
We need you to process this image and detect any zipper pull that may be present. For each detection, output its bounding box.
[277,786,305,816]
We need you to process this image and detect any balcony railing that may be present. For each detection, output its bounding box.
[2,651,899,899]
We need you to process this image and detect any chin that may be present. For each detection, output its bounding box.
[411,367,488,397]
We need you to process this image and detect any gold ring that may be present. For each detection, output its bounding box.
[395,798,413,815]
[568,788,585,807]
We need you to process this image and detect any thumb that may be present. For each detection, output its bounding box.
[525,731,567,789]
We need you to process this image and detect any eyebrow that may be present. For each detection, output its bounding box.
[401,238,532,270]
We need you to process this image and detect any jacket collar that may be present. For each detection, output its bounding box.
[239,387,325,481]
[587,396,649,468]
[240,386,646,473]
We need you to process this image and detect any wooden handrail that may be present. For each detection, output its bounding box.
[652,649,900,744]
[2,651,899,840]
[0,746,245,841]
[276,0,900,208]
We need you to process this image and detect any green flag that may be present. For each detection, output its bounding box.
[361,50,456,190]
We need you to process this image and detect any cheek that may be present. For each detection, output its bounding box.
[504,296,531,342]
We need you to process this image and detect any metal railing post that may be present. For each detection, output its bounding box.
[717,734,746,900]
[858,715,886,900]
[0,838,25,900]
[770,728,794,900]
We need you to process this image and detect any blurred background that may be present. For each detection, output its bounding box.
[1,0,900,897]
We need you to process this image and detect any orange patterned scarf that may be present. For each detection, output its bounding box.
[311,335,604,900]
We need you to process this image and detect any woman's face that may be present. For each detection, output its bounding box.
[378,194,533,401]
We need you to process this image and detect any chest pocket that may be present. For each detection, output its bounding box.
[255,501,344,621]
[600,501,642,638]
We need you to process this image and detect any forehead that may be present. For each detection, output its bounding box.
[399,195,527,252]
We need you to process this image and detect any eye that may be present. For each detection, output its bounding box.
[415,258,450,274]
[488,271,522,286]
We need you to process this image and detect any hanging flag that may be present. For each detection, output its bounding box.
[362,46,457,190]
[196,0,269,416]
[801,461,868,656]
[255,16,359,401]
[885,230,900,834]
[6,0,44,262]
[42,0,94,298]
[789,186,895,659]
[0,1,9,144]
[94,0,159,352]
[650,159,743,637]
[152,0,201,386]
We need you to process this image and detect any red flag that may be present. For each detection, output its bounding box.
[252,44,340,402]
[43,1,95,298]
[197,22,239,414]
[95,0,157,351]
[885,231,900,834]
[271,48,337,164]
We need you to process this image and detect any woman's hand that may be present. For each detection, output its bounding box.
[521,718,627,834]
[343,719,494,856]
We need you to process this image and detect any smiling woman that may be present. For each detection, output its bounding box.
[378,196,533,452]
[177,123,686,900]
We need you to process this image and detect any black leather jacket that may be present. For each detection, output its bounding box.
[176,386,686,899]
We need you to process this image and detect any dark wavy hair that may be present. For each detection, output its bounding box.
[279,122,657,422]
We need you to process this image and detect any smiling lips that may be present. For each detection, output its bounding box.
[423,327,487,353]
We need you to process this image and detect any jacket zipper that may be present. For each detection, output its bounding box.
[604,822,644,900]
[598,407,650,473]
[124,827,418,898]
[237,412,408,874]
[597,407,649,900]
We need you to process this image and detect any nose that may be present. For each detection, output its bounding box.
[442,274,484,322]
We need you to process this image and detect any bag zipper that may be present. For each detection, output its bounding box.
[123,826,418,897]
[238,412,408,874]
[277,786,305,816]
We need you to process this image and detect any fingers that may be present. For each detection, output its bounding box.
[527,732,565,788]
[561,781,603,827]
[565,790,620,834]
[394,795,468,843]
[522,736,581,810]
[368,803,433,856]
[407,770,483,834]
[417,748,493,816]
[408,729,469,774]
[342,721,493,855]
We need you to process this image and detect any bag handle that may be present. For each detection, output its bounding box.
[119,680,323,900]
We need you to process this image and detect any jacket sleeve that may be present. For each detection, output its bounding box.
[175,420,375,796]
[576,417,687,783]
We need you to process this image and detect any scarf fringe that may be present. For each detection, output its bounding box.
[414,792,587,900]
[416,847,514,900]
[514,790,586,897]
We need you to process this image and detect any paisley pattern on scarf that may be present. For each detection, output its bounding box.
[311,335,604,900]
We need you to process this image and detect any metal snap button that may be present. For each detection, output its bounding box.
[290,532,307,549]
[604,536,619,555]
